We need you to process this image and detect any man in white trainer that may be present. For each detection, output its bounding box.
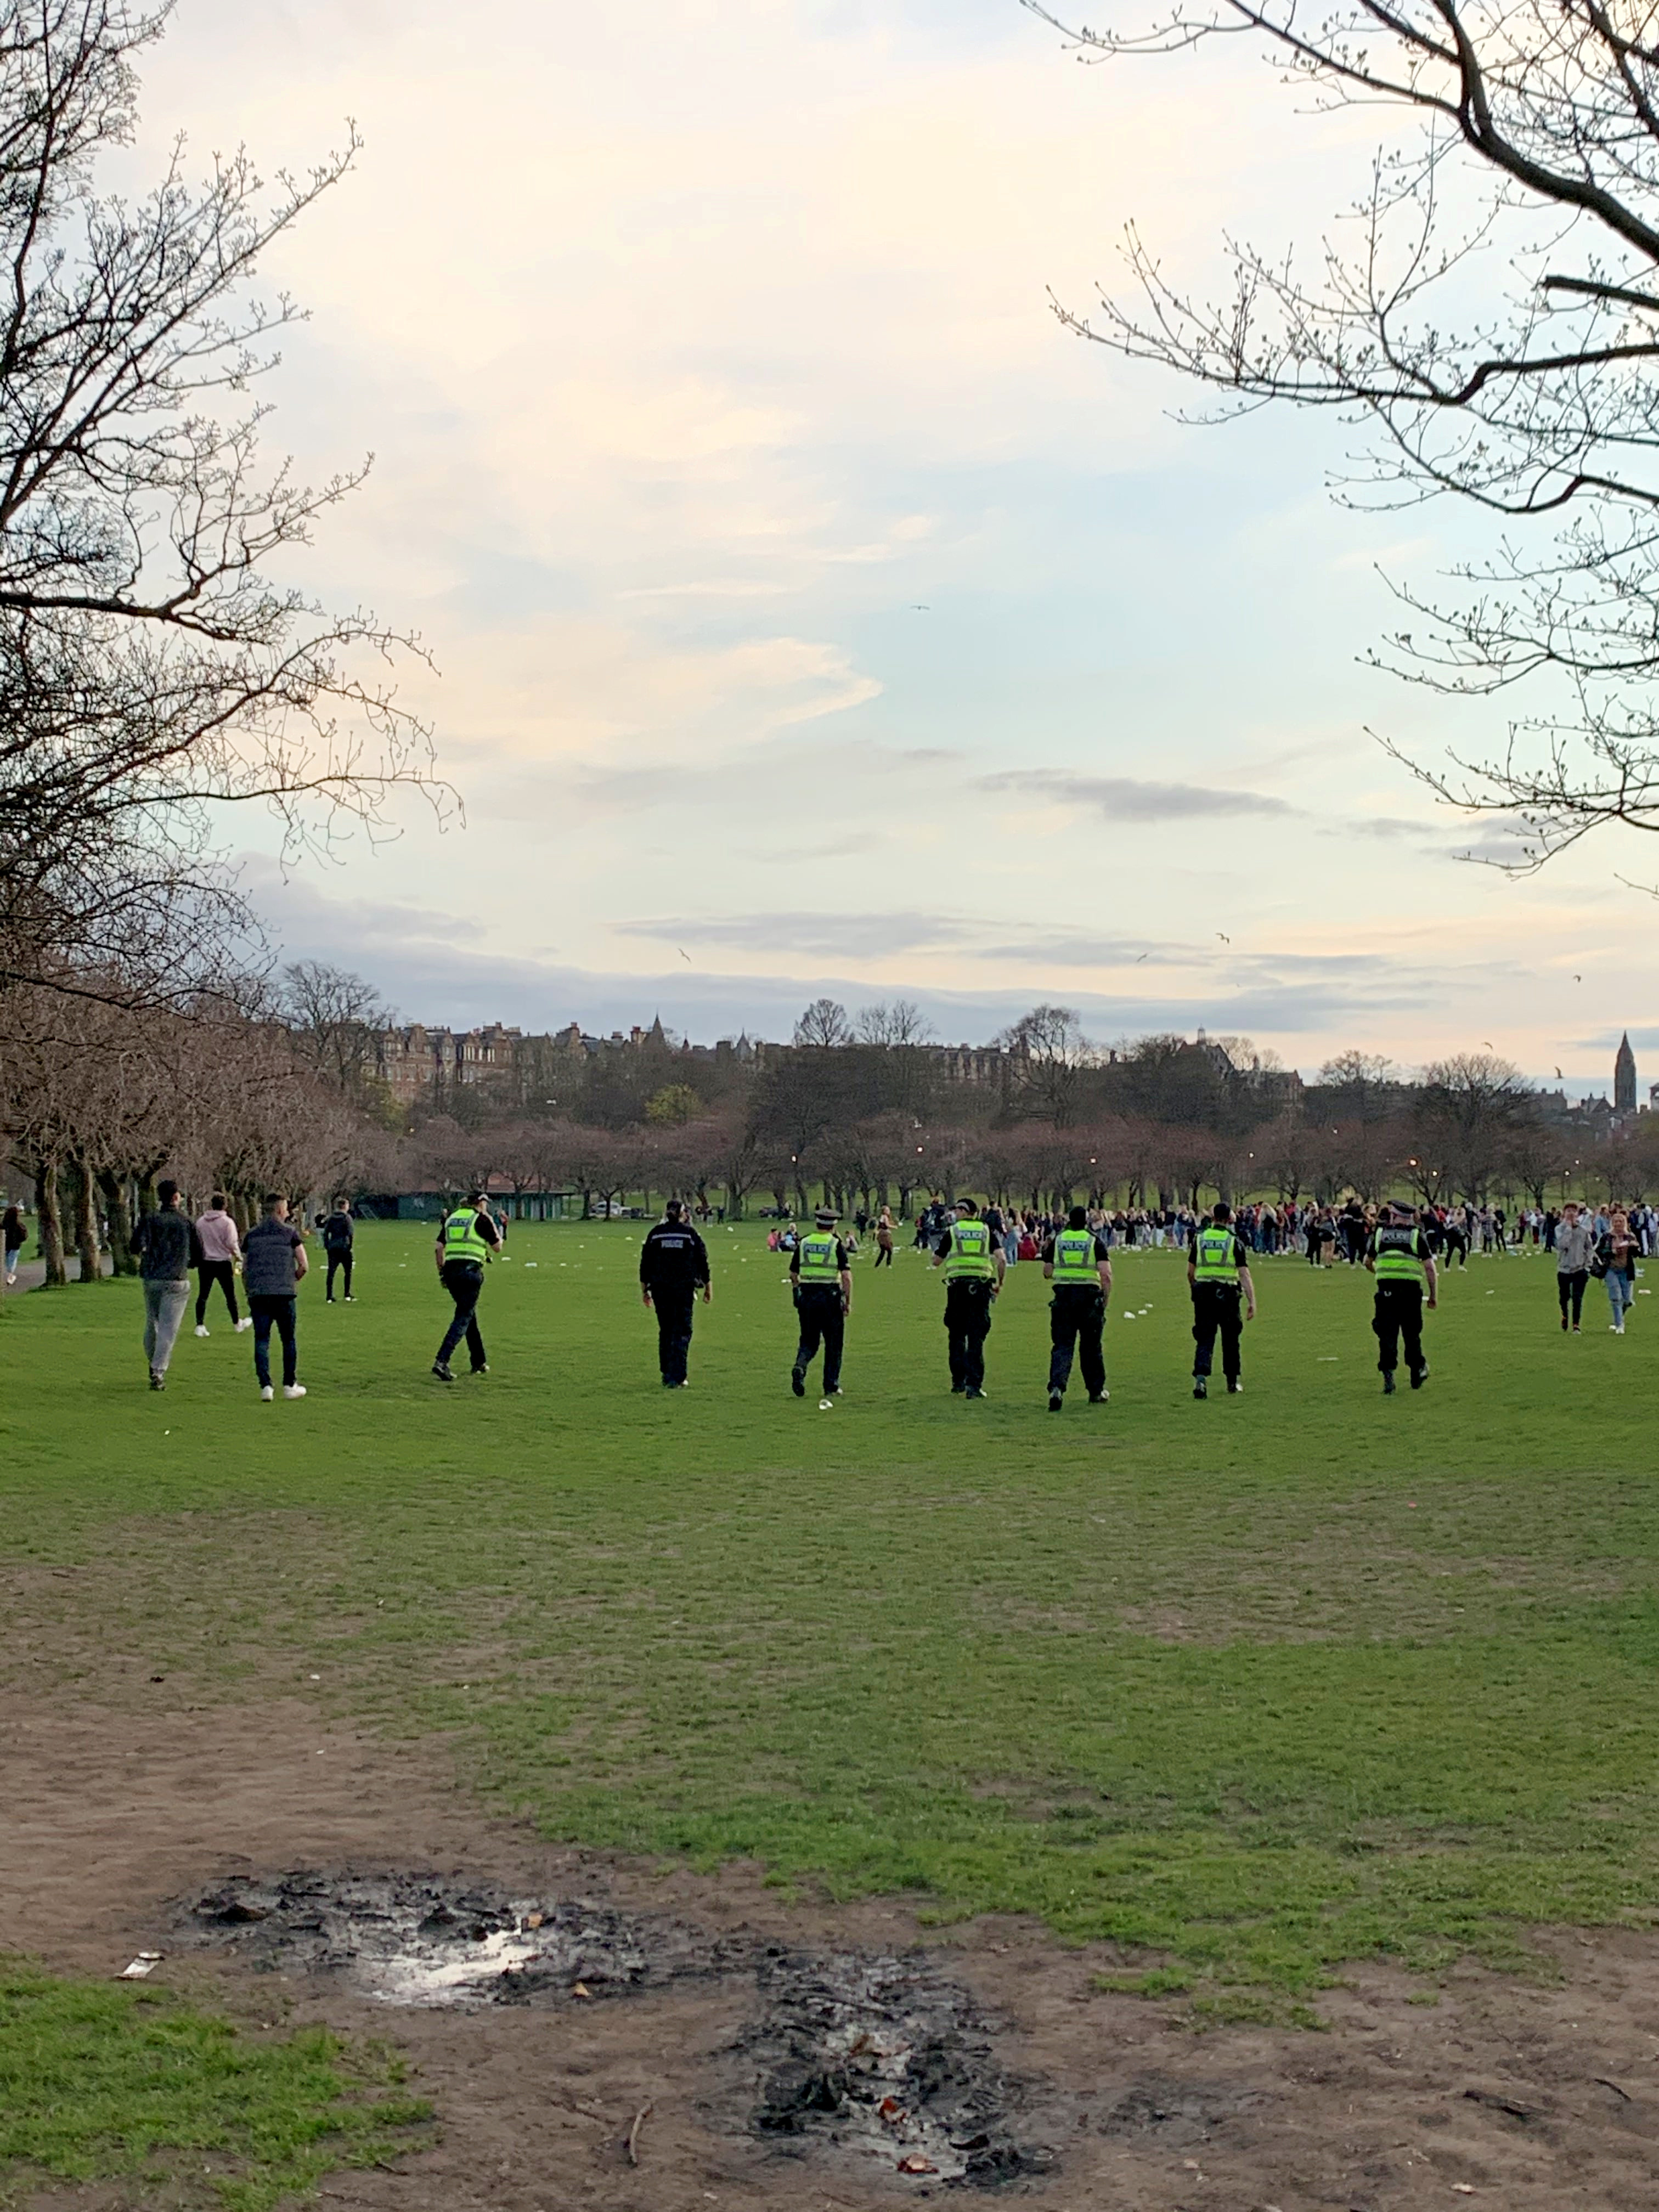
[243,1193,309,1401]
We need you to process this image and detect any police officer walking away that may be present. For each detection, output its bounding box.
[1188,1201,1255,1399]
[790,1206,851,1397]
[432,1187,501,1381]
[932,1197,1005,1398]
[1042,1204,1112,1412]
[1364,1201,1437,1392]
[640,1198,711,1387]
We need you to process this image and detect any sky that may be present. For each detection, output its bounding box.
[136,0,1658,1092]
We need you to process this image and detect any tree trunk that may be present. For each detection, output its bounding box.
[70,1156,101,1284]
[100,1171,137,1274]
[33,1156,66,1285]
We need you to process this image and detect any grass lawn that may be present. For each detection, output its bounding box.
[0,1961,429,2209]
[5,1220,1658,2007]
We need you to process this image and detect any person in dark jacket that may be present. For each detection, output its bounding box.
[320,1198,356,1303]
[639,1199,711,1387]
[132,1180,200,1390]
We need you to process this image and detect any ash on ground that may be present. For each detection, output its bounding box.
[183,1870,1048,2185]
[738,1945,1047,2186]
[185,1869,748,2007]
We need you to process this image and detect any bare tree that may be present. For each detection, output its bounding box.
[1030,0,1659,862]
[794,997,851,1048]
[0,2,447,1008]
[279,961,394,1106]
[997,1004,1093,1126]
[1418,1052,1533,1199]
[854,998,933,1047]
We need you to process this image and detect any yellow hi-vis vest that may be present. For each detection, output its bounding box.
[945,1218,996,1282]
[441,1208,491,1266]
[1050,1228,1101,1288]
[1192,1223,1239,1285]
[797,1231,841,1284]
[1373,1225,1426,1287]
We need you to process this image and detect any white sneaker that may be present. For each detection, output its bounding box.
[195,1324,210,1337]
[235,1318,252,1333]
[283,1383,307,1398]
[259,1385,274,1402]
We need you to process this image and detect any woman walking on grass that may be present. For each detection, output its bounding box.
[1597,1209,1639,1335]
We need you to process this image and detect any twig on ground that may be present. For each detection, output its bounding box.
[626,2099,654,2166]
[1595,2075,1633,2101]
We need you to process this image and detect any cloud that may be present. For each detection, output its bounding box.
[617,912,970,959]
[978,769,1298,821]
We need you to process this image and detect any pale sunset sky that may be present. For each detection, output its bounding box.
[139,0,1656,1090]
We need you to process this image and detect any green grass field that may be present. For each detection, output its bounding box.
[7,1221,1659,2012]
[0,1962,430,2209]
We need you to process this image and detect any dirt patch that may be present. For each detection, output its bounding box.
[5,1692,1659,2209]
[179,1871,1045,2185]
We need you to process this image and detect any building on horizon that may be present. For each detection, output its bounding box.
[1615,1031,1637,1117]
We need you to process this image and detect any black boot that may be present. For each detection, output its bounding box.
[1383,1370,1396,1395]
[1193,1376,1207,1400]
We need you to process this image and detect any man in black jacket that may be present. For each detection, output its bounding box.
[639,1199,711,1387]
[320,1197,355,1303]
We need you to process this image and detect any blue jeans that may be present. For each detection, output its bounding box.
[1606,1269,1634,1326]
[250,1295,298,1387]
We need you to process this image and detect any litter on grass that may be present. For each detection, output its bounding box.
[118,1951,163,1979]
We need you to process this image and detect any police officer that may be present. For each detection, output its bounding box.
[1042,1204,1112,1411]
[639,1198,711,1387]
[1188,1200,1255,1399]
[932,1196,1005,1398]
[431,1187,501,1381]
[1364,1200,1437,1392]
[789,1205,851,1397]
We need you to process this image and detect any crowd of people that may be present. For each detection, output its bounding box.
[0,1178,1647,1402]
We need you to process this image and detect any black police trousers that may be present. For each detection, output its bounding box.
[1048,1287,1105,1398]
[437,1259,487,1370]
[1191,1284,1243,1380]
[1372,1283,1425,1376]
[945,1279,995,1392]
[793,1285,844,1391]
[652,1288,696,1385]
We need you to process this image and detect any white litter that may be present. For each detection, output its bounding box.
[819,1400,834,1410]
[524,1262,538,1268]
[118,1953,162,1979]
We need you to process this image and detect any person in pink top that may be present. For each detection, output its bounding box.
[194,1193,251,1336]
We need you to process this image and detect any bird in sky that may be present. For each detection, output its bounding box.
[1135,952,1149,963]
[678,947,692,963]
[1483,1040,1494,1049]
[1555,1066,1563,1078]
[910,603,930,611]
[1573,973,1582,982]
[1217,932,1231,944]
